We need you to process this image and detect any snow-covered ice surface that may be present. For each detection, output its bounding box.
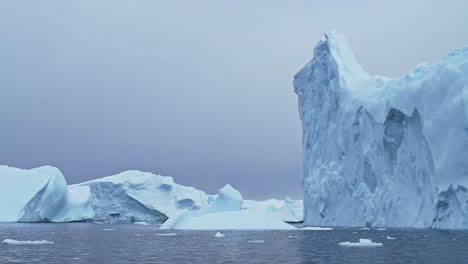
[338,239,383,247]
[294,31,468,229]
[0,166,304,224]
[242,197,303,222]
[160,185,297,230]
[77,170,209,221]
[3,239,54,245]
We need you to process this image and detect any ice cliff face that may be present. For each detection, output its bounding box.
[0,166,77,222]
[294,31,468,228]
[77,170,209,220]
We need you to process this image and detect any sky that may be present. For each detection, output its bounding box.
[1,0,468,199]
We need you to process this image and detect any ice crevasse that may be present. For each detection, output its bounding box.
[294,31,468,228]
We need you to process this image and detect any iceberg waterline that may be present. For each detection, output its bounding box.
[0,165,302,225]
[294,31,468,229]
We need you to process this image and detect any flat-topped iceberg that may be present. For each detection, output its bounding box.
[160,185,297,230]
[78,170,209,219]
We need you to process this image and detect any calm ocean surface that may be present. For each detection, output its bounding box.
[1,223,467,263]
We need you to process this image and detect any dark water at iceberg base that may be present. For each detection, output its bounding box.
[1,223,468,264]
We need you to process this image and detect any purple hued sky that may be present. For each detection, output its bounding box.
[1,0,467,199]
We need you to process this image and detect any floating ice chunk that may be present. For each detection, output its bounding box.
[134,222,149,225]
[102,229,115,231]
[157,233,177,236]
[360,228,370,230]
[352,232,358,234]
[301,227,333,231]
[247,240,264,244]
[338,239,383,247]
[214,232,225,238]
[288,235,298,238]
[377,228,387,231]
[3,239,54,245]
[386,236,396,240]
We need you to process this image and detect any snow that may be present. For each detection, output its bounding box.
[294,31,468,229]
[338,239,383,247]
[242,197,303,223]
[214,232,225,238]
[160,211,296,230]
[3,239,54,245]
[205,184,243,213]
[301,227,333,231]
[160,185,297,230]
[78,170,209,219]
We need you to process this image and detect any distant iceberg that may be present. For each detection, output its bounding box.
[0,165,303,226]
[160,185,297,230]
[338,239,383,247]
[3,239,54,245]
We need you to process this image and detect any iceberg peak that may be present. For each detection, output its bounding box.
[322,31,370,87]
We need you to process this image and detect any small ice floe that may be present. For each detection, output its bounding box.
[288,236,298,238]
[359,228,370,230]
[301,227,333,231]
[338,239,383,247]
[424,235,429,238]
[157,233,177,236]
[134,222,149,226]
[214,232,225,238]
[102,229,115,231]
[386,236,396,240]
[3,239,54,245]
[377,228,387,231]
[247,240,264,244]
[352,232,358,234]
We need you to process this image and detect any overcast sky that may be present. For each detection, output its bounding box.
[1,0,468,199]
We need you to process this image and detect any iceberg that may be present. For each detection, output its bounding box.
[77,170,209,220]
[214,232,226,238]
[160,185,297,230]
[433,185,468,229]
[3,239,54,245]
[301,226,333,231]
[242,197,304,223]
[0,166,303,225]
[294,31,468,228]
[338,239,383,247]
[0,165,70,222]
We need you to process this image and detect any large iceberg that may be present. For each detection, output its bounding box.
[0,166,303,224]
[73,170,210,222]
[160,184,297,230]
[294,31,468,228]
[0,165,87,222]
